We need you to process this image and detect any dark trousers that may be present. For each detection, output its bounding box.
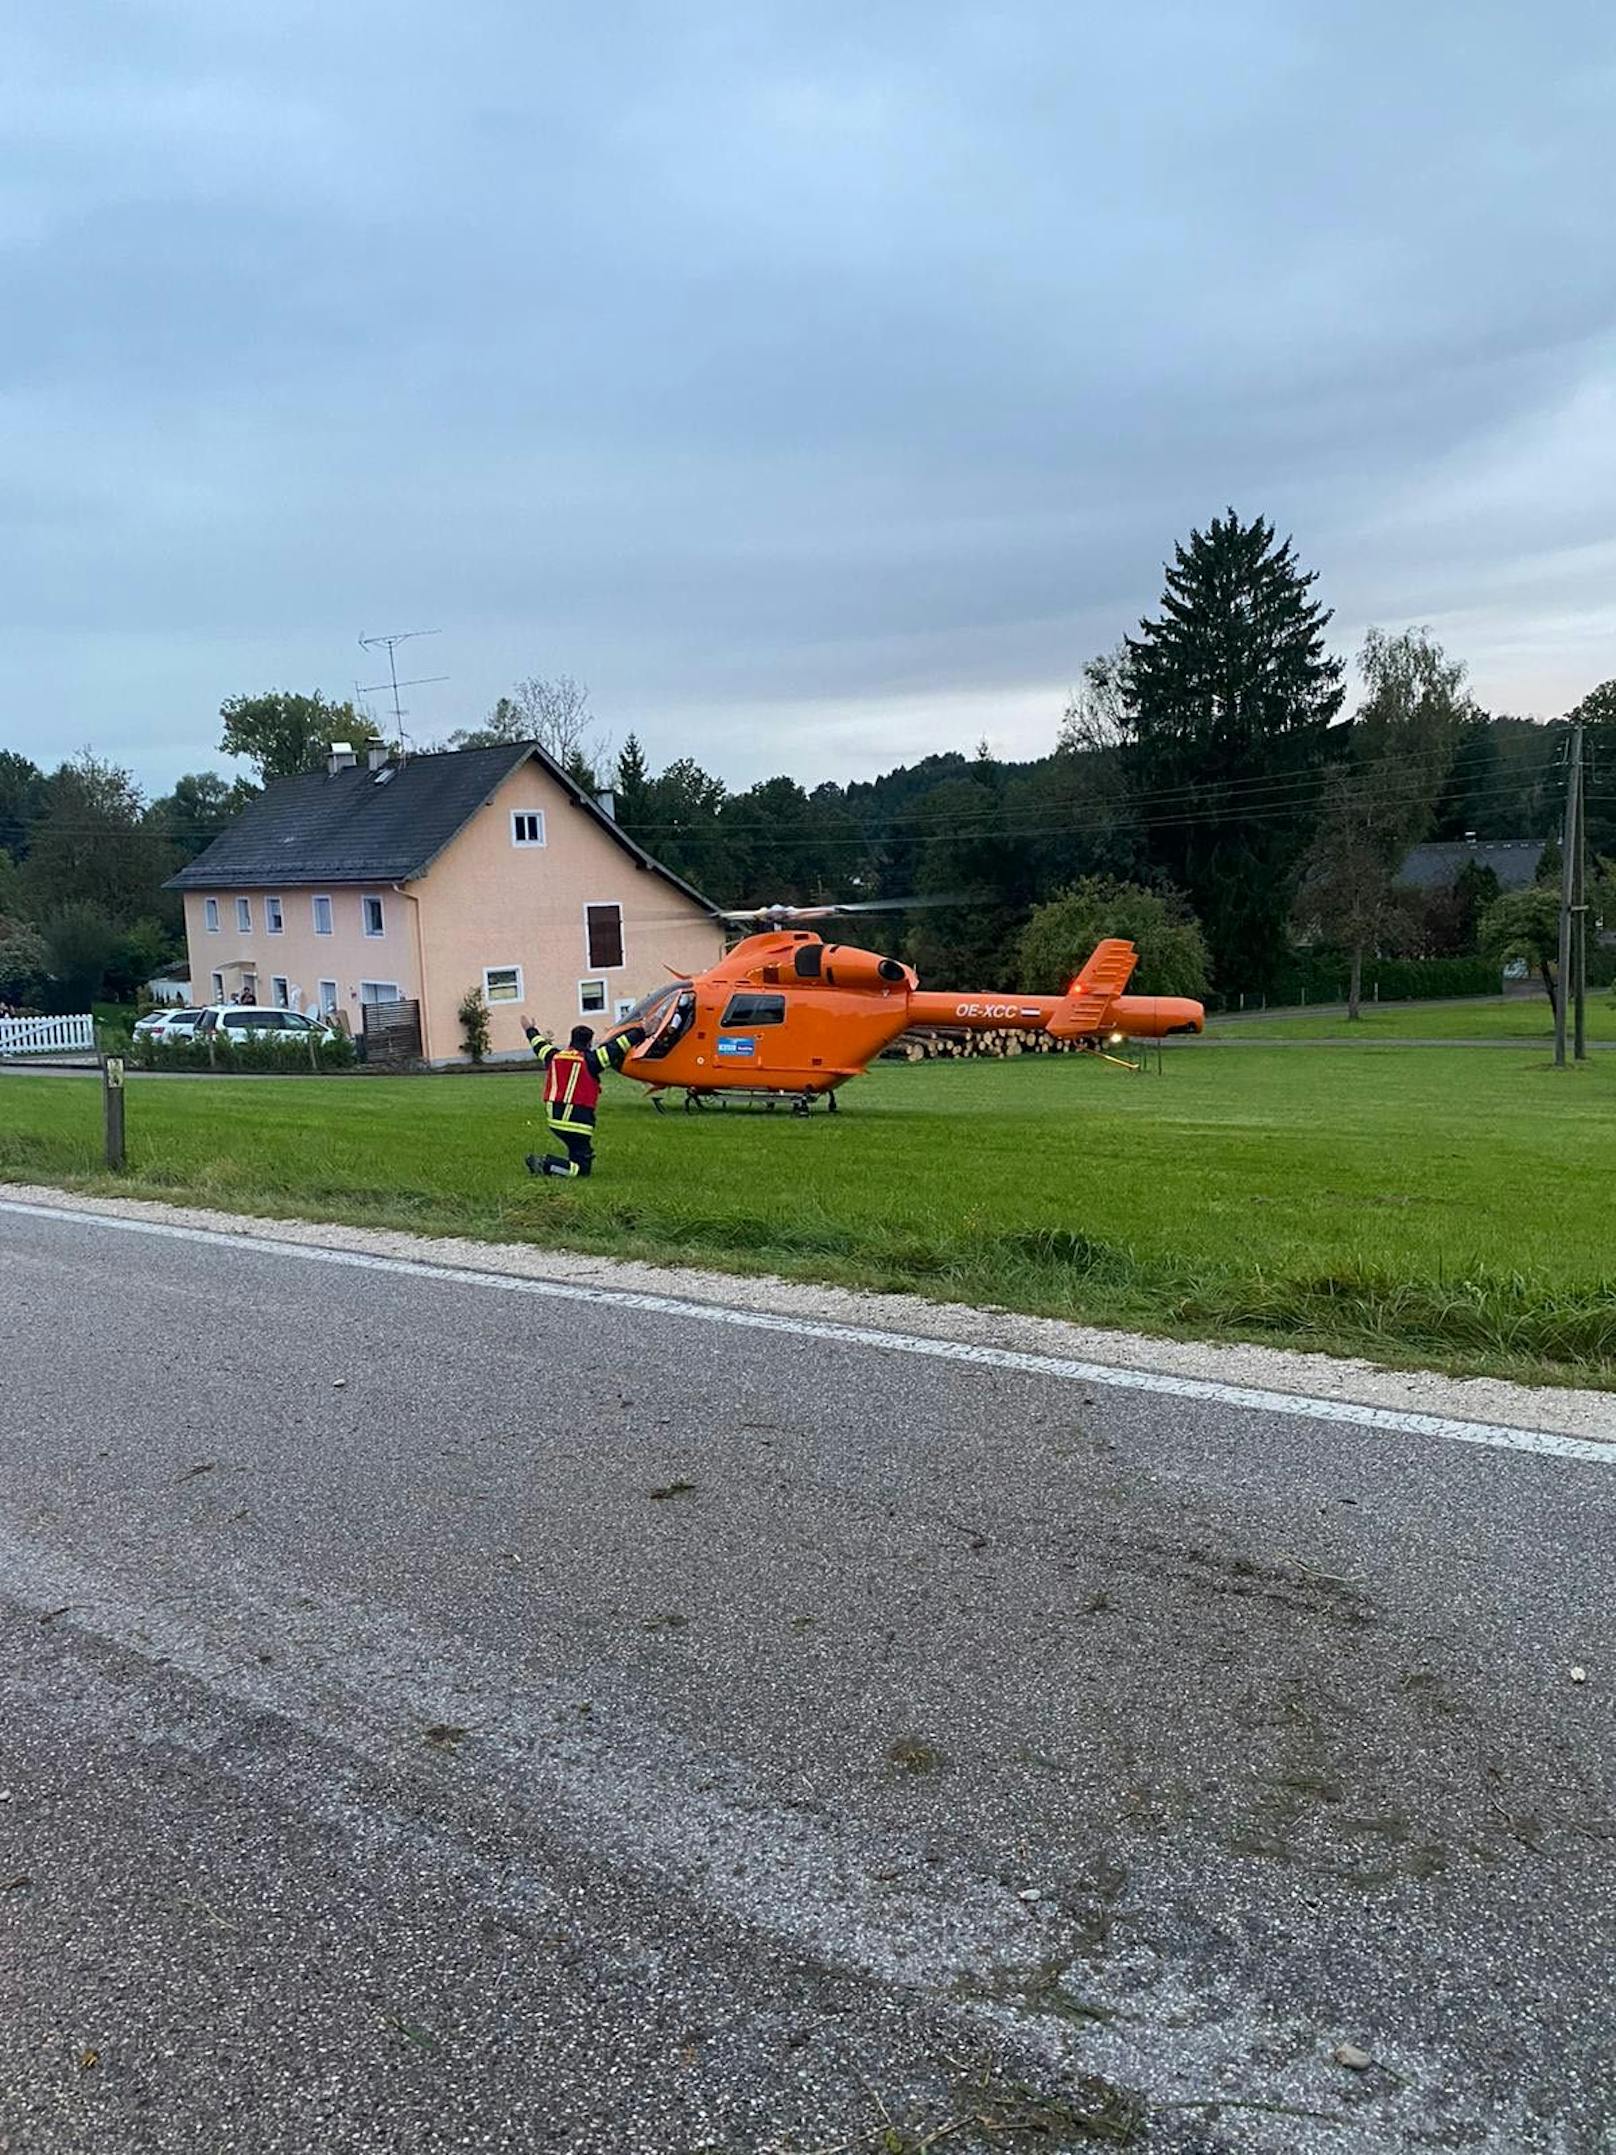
[543,1124,595,1178]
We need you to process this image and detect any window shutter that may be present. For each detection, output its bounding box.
[586,904,624,969]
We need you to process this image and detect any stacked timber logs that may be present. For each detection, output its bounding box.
[883,1029,1083,1062]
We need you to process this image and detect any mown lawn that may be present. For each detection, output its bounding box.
[1211,992,1616,1042]
[3,1049,1614,1385]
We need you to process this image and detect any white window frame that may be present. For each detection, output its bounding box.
[265,896,284,935]
[483,965,523,1005]
[582,900,625,972]
[312,894,334,937]
[318,979,339,1015]
[210,970,225,1002]
[271,975,290,1009]
[239,971,258,1003]
[510,810,546,848]
[362,894,386,939]
[615,997,636,1021]
[203,897,220,934]
[235,896,252,933]
[578,978,607,1015]
[359,980,402,1007]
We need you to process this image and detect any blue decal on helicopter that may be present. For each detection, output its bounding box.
[716,1035,757,1057]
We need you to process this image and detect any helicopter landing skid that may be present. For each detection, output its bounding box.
[669,1086,839,1117]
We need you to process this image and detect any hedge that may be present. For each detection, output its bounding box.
[132,1031,359,1075]
[1210,953,1501,1011]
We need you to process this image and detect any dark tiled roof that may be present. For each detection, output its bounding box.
[165,743,711,908]
[1396,839,1545,892]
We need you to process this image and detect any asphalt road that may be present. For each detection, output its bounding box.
[1,1203,1612,2155]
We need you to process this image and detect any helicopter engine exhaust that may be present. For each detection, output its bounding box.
[818,946,915,990]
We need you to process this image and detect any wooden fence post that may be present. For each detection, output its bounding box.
[102,1055,126,1170]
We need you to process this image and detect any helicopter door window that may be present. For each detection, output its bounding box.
[720,993,786,1027]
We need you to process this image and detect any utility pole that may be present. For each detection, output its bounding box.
[1572,722,1587,1062]
[1554,720,1585,1068]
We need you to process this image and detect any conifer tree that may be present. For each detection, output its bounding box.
[613,733,652,826]
[1122,509,1344,989]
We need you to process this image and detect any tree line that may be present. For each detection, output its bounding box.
[3,510,1613,1013]
[601,512,1613,1008]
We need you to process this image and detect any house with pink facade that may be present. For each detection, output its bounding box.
[166,741,724,1063]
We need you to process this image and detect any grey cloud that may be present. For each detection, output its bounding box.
[0,0,1612,791]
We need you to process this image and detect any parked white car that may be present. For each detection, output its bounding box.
[134,1006,203,1043]
[192,1006,337,1045]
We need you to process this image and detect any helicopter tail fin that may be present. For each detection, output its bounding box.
[1047,939,1139,1038]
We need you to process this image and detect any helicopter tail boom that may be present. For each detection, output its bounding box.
[904,992,1063,1032]
[904,942,1203,1043]
[903,990,1203,1040]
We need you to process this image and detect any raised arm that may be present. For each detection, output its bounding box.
[586,1025,647,1078]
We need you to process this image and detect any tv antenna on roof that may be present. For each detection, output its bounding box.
[358,629,448,748]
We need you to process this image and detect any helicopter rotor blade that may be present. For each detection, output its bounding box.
[622,894,969,929]
[813,894,964,915]
[716,894,963,924]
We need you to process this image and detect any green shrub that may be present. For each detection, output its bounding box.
[1017,877,1210,998]
[458,985,492,1065]
[0,918,48,1005]
[134,1030,358,1074]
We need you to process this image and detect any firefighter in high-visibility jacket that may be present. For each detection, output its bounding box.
[522,1018,646,1179]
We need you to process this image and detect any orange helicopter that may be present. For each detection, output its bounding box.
[602,902,1204,1113]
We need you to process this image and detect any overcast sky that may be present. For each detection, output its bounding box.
[3,1,1614,797]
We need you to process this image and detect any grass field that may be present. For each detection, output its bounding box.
[1211,992,1616,1042]
[4,1046,1614,1386]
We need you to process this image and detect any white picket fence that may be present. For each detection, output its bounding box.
[0,1012,96,1057]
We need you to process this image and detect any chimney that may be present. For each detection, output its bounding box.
[328,741,357,774]
[594,787,617,821]
[366,743,390,772]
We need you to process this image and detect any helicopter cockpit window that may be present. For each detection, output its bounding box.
[639,985,697,1060]
[616,982,685,1032]
[618,982,684,1028]
[720,992,786,1028]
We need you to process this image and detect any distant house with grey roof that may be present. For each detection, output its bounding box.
[1395,838,1544,893]
[166,741,722,1063]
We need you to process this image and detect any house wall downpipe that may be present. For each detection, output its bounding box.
[391,885,429,1059]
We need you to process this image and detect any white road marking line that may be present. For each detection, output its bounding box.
[4,1194,1612,1465]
